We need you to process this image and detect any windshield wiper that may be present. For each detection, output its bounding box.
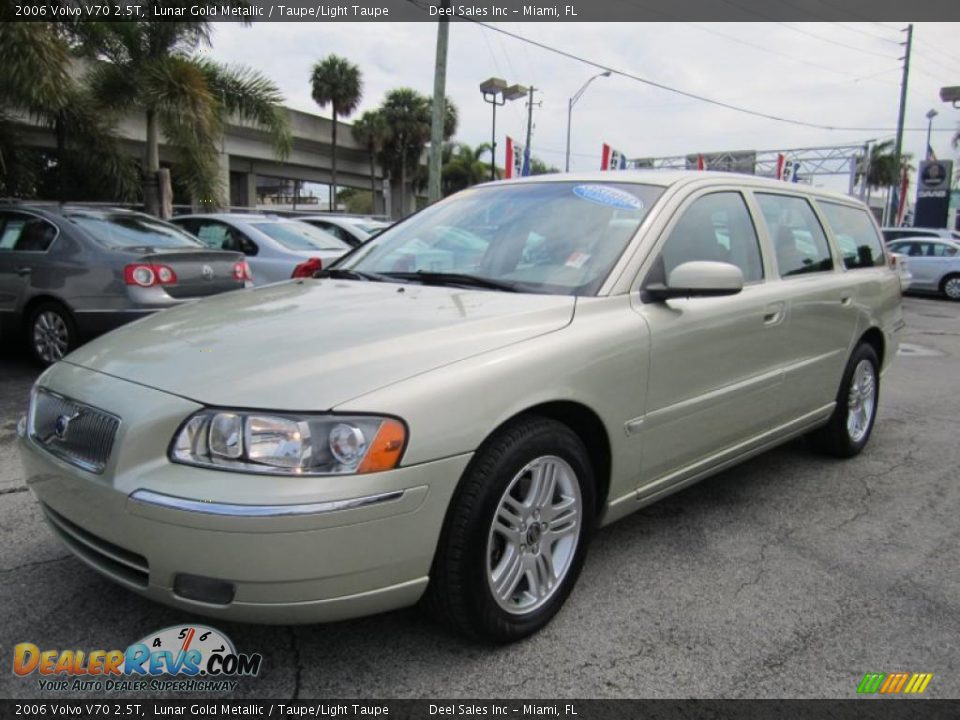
[315,268,385,282]
[383,271,519,292]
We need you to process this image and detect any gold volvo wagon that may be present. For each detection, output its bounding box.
[18,172,903,641]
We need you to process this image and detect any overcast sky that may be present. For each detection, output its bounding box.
[208,21,960,192]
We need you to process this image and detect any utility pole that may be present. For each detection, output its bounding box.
[888,23,912,226]
[523,86,538,175]
[427,1,450,204]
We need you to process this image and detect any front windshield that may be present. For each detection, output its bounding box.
[70,213,202,249]
[252,221,350,252]
[341,182,664,295]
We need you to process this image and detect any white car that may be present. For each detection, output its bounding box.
[886,237,960,299]
[298,215,390,248]
[171,214,351,284]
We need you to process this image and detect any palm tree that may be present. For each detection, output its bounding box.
[310,55,362,211]
[859,140,899,206]
[377,88,458,215]
[440,142,491,196]
[0,22,137,200]
[77,17,291,214]
[351,110,388,214]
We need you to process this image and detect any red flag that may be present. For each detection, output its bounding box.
[697,154,705,171]
[601,143,611,171]
[505,137,514,179]
[775,153,786,180]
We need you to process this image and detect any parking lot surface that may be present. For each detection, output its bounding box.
[1,296,958,699]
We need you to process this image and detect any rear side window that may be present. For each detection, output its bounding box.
[69,213,200,249]
[896,241,959,258]
[657,192,764,283]
[818,202,886,269]
[0,212,58,252]
[755,194,833,277]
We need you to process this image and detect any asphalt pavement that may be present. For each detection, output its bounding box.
[0,295,957,699]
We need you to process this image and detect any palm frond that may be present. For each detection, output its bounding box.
[195,58,292,159]
[144,55,220,139]
[310,54,363,117]
[0,22,71,114]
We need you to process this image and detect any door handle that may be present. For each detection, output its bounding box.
[840,295,852,306]
[763,302,785,325]
[16,267,32,276]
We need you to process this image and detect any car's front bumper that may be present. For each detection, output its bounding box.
[18,362,469,624]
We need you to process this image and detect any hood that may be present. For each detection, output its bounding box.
[65,279,575,410]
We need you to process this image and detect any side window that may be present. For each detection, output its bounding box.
[755,194,833,277]
[0,212,58,253]
[656,192,764,283]
[933,243,959,258]
[194,221,231,250]
[887,242,911,256]
[818,202,886,269]
[318,223,351,244]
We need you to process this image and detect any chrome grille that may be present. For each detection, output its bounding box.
[29,388,120,474]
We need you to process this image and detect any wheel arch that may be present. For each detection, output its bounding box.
[491,400,613,518]
[858,326,885,368]
[21,293,74,324]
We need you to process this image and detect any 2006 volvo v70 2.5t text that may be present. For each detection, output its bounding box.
[19,171,903,641]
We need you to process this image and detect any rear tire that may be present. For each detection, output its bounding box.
[26,301,76,367]
[809,343,880,458]
[940,274,960,301]
[426,415,595,642]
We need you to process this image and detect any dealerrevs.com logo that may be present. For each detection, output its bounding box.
[13,625,262,693]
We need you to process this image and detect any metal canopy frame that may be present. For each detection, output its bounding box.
[628,142,874,199]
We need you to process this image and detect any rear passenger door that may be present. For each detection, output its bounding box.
[0,211,59,312]
[753,193,860,420]
[636,190,790,485]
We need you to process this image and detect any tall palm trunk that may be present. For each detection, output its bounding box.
[144,108,161,216]
[400,148,407,218]
[369,151,377,215]
[330,107,338,211]
[55,111,66,203]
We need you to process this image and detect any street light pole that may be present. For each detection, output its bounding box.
[564,71,611,173]
[925,108,938,156]
[480,78,527,182]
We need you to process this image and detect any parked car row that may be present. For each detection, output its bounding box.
[0,204,383,364]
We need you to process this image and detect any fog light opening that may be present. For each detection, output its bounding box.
[173,574,236,605]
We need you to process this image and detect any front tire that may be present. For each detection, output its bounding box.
[26,301,76,366]
[809,343,880,458]
[940,274,960,301]
[427,415,596,642]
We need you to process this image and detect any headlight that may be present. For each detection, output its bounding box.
[170,410,406,475]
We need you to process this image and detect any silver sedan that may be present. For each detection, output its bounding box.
[171,214,352,284]
[887,237,960,300]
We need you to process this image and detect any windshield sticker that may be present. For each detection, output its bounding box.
[565,252,591,269]
[573,185,644,211]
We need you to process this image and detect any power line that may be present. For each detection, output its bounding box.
[451,16,934,133]
[687,22,898,85]
[775,22,898,60]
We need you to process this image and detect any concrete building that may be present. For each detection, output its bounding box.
[11,101,415,218]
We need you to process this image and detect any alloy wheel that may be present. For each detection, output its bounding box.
[846,359,876,444]
[944,277,960,300]
[486,455,582,615]
[33,311,69,364]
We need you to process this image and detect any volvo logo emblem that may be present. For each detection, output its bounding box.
[201,264,215,280]
[54,412,79,441]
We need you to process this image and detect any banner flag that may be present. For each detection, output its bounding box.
[697,154,706,171]
[505,137,524,179]
[601,143,628,170]
[775,153,786,180]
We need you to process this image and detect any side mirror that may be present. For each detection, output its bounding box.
[645,261,744,301]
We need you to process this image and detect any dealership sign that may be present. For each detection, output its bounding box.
[914,160,954,229]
